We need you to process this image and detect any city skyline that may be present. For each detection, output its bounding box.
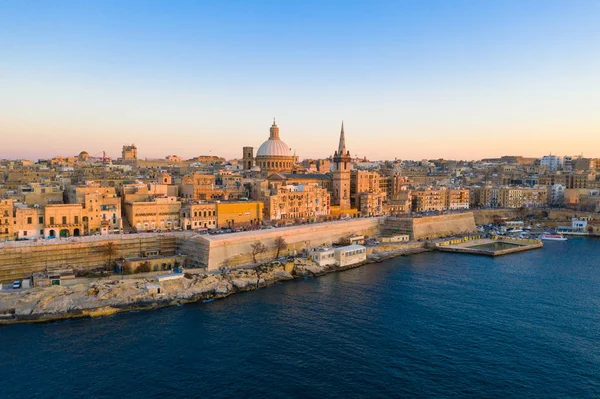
[1,1,599,160]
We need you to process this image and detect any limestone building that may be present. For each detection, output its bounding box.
[332,122,352,210]
[263,183,330,222]
[245,120,295,173]
[122,144,138,163]
[180,202,218,230]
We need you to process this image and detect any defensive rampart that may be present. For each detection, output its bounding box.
[183,218,384,270]
[0,233,192,282]
[385,213,477,240]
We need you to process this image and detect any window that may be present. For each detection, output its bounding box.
[39,217,44,224]
[50,217,55,225]
[62,216,67,224]
[74,216,79,224]
[27,217,32,224]
[23,231,27,236]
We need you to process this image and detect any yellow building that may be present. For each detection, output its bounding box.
[125,197,181,232]
[180,202,218,230]
[411,189,447,212]
[44,204,84,237]
[0,199,14,241]
[264,184,330,222]
[14,205,44,239]
[217,201,263,228]
[357,192,385,216]
[446,189,470,210]
[67,184,122,234]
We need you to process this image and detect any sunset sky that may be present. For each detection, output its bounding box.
[1,0,599,161]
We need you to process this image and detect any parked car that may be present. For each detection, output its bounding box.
[12,280,21,289]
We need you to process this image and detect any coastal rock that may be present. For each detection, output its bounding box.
[231,279,252,290]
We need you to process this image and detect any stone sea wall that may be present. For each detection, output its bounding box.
[0,233,191,282]
[186,218,384,270]
[385,213,477,240]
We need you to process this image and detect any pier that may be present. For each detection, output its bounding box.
[435,236,543,256]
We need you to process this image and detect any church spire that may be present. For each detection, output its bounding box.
[338,121,346,155]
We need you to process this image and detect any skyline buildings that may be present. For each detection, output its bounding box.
[1,1,599,160]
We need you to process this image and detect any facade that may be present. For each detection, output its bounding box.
[14,205,44,239]
[540,155,563,171]
[357,192,385,216]
[470,187,548,208]
[310,247,337,267]
[332,122,352,210]
[44,204,84,237]
[411,189,447,212]
[180,203,218,230]
[0,199,14,240]
[334,245,367,267]
[216,201,264,228]
[264,184,330,222]
[242,146,254,170]
[125,197,181,232]
[122,144,138,163]
[446,189,470,210]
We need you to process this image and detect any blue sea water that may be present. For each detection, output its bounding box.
[2,239,600,398]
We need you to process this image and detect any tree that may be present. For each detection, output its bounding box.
[103,242,117,271]
[250,241,267,263]
[274,236,287,259]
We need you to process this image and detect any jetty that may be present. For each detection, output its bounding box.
[435,236,543,256]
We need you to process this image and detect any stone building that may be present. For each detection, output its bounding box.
[216,201,264,228]
[332,122,352,211]
[14,204,44,239]
[180,202,218,230]
[125,197,181,232]
[0,199,14,240]
[263,183,330,222]
[247,120,295,173]
[122,144,138,163]
[44,204,84,237]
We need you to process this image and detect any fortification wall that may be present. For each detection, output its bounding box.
[0,233,192,282]
[384,213,477,240]
[411,213,477,240]
[186,218,384,270]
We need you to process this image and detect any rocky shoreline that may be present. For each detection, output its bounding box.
[0,245,429,325]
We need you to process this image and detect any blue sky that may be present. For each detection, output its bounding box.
[1,0,599,160]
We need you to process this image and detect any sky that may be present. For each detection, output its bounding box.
[1,0,599,161]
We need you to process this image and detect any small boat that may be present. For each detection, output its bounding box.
[540,233,567,241]
[202,298,214,303]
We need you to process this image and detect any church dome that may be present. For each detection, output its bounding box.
[255,119,292,158]
[256,139,292,157]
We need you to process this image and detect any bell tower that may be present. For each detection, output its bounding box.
[332,121,351,210]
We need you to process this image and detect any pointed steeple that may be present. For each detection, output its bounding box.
[338,121,346,155]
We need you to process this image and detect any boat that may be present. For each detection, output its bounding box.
[540,233,567,241]
[202,298,214,303]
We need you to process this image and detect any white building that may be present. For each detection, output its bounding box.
[334,245,367,267]
[540,155,564,172]
[310,247,337,267]
[550,184,566,205]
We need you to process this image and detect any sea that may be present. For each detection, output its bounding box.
[2,238,600,398]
